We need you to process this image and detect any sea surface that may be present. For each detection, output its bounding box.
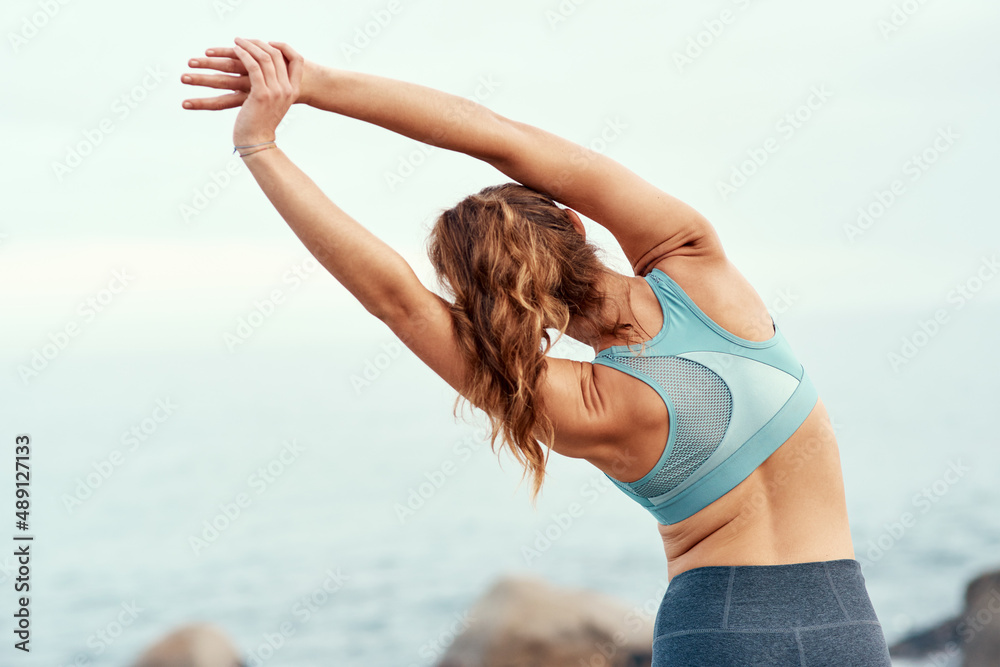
[4,301,999,667]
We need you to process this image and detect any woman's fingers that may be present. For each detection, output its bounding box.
[268,41,302,62]
[269,41,303,89]
[182,39,298,110]
[234,37,277,88]
[188,55,246,75]
[231,42,267,91]
[180,72,249,93]
[182,91,248,111]
[204,47,238,58]
[247,38,290,89]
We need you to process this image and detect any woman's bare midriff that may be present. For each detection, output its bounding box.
[587,259,856,580]
[656,398,856,581]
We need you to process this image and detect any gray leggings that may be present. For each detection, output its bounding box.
[651,558,892,666]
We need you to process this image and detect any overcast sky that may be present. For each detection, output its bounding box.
[2,9,996,662]
[1,0,998,356]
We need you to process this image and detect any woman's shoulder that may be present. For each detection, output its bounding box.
[649,254,775,344]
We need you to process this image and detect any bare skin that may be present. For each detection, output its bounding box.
[182,40,857,582]
[574,251,855,580]
[557,206,855,578]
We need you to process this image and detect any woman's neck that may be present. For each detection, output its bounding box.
[565,269,648,354]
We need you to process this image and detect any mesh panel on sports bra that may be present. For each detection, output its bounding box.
[606,355,733,498]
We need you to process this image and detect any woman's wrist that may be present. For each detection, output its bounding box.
[298,60,325,107]
[298,63,351,111]
[233,135,276,149]
[235,142,277,158]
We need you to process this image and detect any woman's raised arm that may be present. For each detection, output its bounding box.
[184,44,725,275]
[182,39,628,464]
[188,39,424,327]
[304,64,725,275]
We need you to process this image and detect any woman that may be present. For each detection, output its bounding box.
[182,37,893,666]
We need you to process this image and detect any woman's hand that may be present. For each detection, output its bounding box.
[181,38,306,146]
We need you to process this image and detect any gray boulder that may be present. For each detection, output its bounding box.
[436,576,654,667]
[889,568,1000,666]
[129,624,242,667]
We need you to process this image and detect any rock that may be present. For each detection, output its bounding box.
[887,615,960,660]
[888,568,1000,667]
[961,571,1000,666]
[129,624,242,667]
[436,575,654,667]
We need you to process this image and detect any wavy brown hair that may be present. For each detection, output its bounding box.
[427,183,644,502]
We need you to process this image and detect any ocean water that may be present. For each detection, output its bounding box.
[4,297,998,667]
[2,0,997,663]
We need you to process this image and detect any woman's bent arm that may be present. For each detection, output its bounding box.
[302,67,513,163]
[238,145,424,324]
[181,39,627,459]
[240,144,621,458]
[184,49,724,273]
[304,65,724,274]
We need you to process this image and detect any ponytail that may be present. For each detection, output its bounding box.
[427,183,636,501]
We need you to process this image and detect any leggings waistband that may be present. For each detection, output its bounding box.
[657,559,881,636]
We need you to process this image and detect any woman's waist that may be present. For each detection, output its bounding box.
[653,557,882,638]
[657,450,855,581]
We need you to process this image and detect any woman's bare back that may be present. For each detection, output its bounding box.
[588,255,855,579]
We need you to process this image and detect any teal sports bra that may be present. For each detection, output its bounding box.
[592,268,819,525]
